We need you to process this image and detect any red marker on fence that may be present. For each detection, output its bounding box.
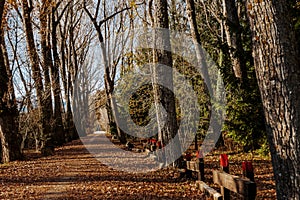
[220,154,230,199]
[220,154,229,172]
[242,161,255,182]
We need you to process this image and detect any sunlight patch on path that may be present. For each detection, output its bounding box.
[82,133,161,173]
[42,175,76,199]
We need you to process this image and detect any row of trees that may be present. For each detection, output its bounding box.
[0,0,299,198]
[93,0,300,197]
[0,0,97,159]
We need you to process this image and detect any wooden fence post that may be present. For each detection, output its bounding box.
[242,161,255,182]
[220,154,230,200]
[185,153,192,178]
[242,161,257,200]
[196,151,205,181]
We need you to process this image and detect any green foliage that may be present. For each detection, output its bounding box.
[293,1,300,51]
[109,122,118,136]
[128,84,154,127]
[219,35,266,151]
[116,48,211,140]
[224,87,266,150]
[113,0,271,151]
[173,56,211,138]
[193,0,267,151]
[255,140,270,158]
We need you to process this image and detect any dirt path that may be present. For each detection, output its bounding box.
[0,135,203,200]
[0,133,276,199]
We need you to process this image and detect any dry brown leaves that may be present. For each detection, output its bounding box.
[0,138,275,199]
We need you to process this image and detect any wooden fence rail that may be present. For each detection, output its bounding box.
[213,170,256,200]
[196,181,222,200]
[183,153,257,200]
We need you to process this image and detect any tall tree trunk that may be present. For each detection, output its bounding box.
[100,26,126,143]
[153,0,180,166]
[51,6,65,145]
[185,0,212,93]
[21,0,54,155]
[247,0,300,199]
[40,0,54,142]
[70,27,84,136]
[186,0,218,150]
[103,58,126,144]
[223,0,247,84]
[59,6,78,141]
[1,35,16,103]
[0,0,22,162]
[65,57,77,141]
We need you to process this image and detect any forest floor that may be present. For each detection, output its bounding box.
[0,133,276,199]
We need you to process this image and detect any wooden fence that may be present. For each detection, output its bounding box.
[184,153,257,200]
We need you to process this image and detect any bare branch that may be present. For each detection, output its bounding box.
[55,1,72,25]
[52,1,62,14]
[95,0,101,20]
[148,0,154,26]
[99,1,145,26]
[83,0,98,28]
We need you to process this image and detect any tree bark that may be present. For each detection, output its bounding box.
[21,0,54,154]
[223,0,247,84]
[247,0,300,199]
[185,0,212,94]
[0,0,22,162]
[51,4,65,145]
[40,0,54,142]
[1,35,16,103]
[58,15,76,141]
[153,0,180,166]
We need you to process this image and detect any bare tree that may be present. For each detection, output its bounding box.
[58,1,79,141]
[39,0,54,144]
[83,0,143,143]
[49,0,70,145]
[0,0,22,162]
[21,0,54,155]
[55,1,97,139]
